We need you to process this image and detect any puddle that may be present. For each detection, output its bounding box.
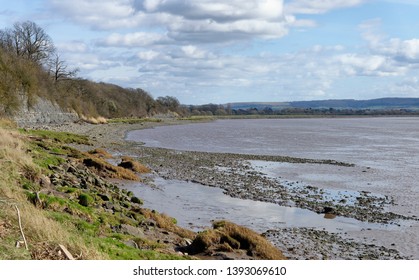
[121,177,394,234]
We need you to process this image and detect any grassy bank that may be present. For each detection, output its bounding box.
[0,119,285,260]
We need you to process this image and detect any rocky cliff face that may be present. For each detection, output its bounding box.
[13,94,79,127]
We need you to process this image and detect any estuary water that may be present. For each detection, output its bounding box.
[126,117,419,258]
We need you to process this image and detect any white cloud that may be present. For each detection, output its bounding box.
[56,41,88,53]
[383,38,419,62]
[336,53,407,76]
[285,0,367,14]
[143,0,284,21]
[359,19,419,64]
[44,0,419,103]
[49,0,149,29]
[137,50,160,61]
[99,32,170,47]
[181,45,209,59]
[50,0,289,44]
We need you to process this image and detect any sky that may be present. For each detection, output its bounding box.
[1,0,419,105]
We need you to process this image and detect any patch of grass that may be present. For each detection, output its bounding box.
[108,118,162,124]
[140,209,195,239]
[82,153,139,181]
[27,141,66,169]
[0,118,17,129]
[95,237,187,260]
[88,148,113,159]
[78,193,95,207]
[190,220,286,260]
[119,156,151,173]
[177,116,215,121]
[21,129,90,145]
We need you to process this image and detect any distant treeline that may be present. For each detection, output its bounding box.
[183,103,419,116]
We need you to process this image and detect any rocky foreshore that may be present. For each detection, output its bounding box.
[47,120,416,259]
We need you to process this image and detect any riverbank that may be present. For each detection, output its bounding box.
[48,119,417,259]
[1,119,286,260]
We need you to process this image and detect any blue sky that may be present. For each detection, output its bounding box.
[1,0,419,104]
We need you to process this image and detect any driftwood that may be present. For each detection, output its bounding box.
[14,204,29,250]
[0,199,29,250]
[58,244,75,260]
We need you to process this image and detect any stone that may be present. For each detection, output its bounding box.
[120,224,145,238]
[130,196,143,205]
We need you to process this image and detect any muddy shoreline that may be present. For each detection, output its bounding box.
[49,120,417,259]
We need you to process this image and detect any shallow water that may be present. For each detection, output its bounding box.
[122,177,390,233]
[126,117,419,258]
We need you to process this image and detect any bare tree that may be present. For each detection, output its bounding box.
[48,54,79,82]
[0,21,55,64]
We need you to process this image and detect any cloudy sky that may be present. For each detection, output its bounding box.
[1,0,419,104]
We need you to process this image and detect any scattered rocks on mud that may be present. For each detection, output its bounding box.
[263,228,408,260]
[46,120,417,260]
[135,146,415,224]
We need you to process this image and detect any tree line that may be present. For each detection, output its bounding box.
[183,104,419,116]
[0,21,183,118]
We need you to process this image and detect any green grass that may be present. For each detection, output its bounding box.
[177,116,215,121]
[95,237,188,260]
[22,129,90,170]
[21,129,90,145]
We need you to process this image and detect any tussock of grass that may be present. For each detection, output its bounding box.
[82,153,139,181]
[81,115,108,124]
[190,220,286,260]
[88,148,113,159]
[140,209,195,239]
[119,156,151,173]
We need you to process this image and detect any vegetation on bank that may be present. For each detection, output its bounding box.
[0,21,188,120]
[0,119,285,260]
[0,120,184,259]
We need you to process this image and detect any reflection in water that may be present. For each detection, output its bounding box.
[122,177,390,234]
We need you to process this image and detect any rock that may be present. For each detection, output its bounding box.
[103,201,114,210]
[39,175,51,188]
[120,224,145,238]
[98,193,111,201]
[130,196,143,205]
[123,240,139,249]
[323,206,335,214]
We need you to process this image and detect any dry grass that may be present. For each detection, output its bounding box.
[119,156,151,173]
[140,209,195,239]
[81,115,108,124]
[191,220,286,260]
[88,148,113,159]
[0,124,105,259]
[0,118,17,129]
[82,152,139,181]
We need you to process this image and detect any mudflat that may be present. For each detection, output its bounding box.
[50,118,419,259]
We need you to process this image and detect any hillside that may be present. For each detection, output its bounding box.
[0,21,185,125]
[289,98,419,109]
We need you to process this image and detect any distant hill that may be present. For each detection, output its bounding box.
[228,98,419,110]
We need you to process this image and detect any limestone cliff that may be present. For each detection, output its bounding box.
[12,93,79,127]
